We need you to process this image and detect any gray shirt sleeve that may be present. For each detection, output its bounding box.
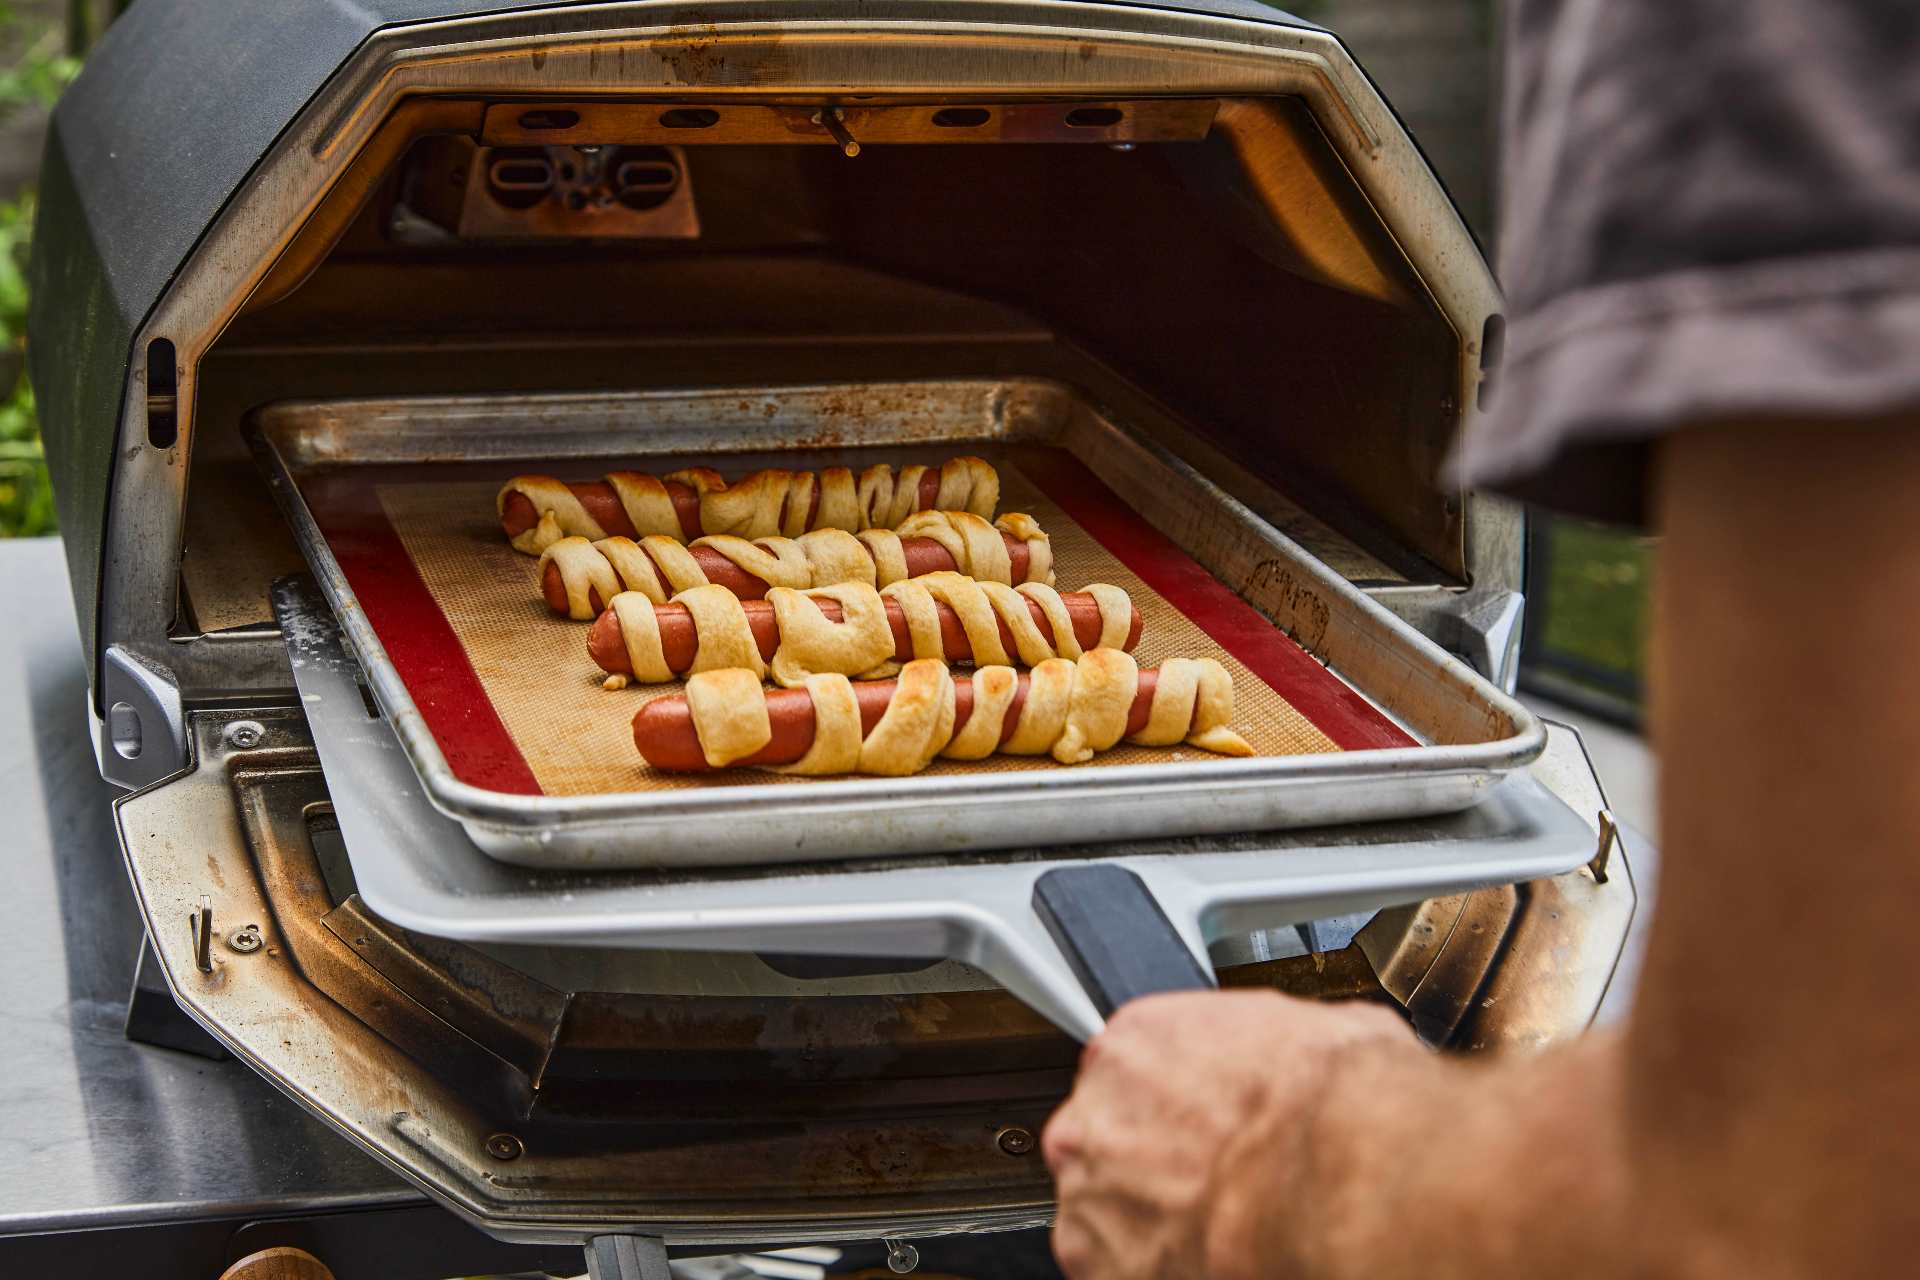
[1449,0,1920,520]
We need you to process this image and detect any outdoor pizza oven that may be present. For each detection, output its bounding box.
[28,0,1636,1264]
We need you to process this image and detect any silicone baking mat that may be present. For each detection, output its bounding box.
[302,448,1416,797]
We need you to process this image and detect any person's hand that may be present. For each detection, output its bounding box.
[1042,990,1413,1280]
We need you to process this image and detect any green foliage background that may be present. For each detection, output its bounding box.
[1537,520,1652,684]
[0,192,57,535]
[0,0,77,535]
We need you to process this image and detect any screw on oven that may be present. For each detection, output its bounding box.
[228,924,264,954]
[996,1124,1036,1156]
[224,720,265,749]
[484,1132,524,1161]
[883,1239,919,1274]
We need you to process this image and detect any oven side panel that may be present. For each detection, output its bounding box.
[29,0,373,690]
[27,126,125,676]
[25,0,627,693]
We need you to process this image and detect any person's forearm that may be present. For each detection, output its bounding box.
[1048,422,1920,1279]
[1203,1029,1632,1279]
[1208,421,1920,1280]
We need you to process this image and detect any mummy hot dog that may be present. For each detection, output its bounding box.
[632,653,1254,774]
[499,456,999,554]
[591,575,1141,688]
[537,511,1053,620]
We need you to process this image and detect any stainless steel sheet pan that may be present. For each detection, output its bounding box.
[252,379,1546,868]
[272,573,1592,1039]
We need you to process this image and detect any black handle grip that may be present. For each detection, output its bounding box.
[1032,865,1213,1018]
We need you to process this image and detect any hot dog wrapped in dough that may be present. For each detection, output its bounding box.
[631,653,1255,774]
[536,512,1053,620]
[589,575,1142,689]
[499,456,1000,554]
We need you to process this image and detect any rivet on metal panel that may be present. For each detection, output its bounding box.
[224,720,265,749]
[190,896,213,974]
[884,1239,920,1274]
[1589,809,1617,885]
[483,1132,524,1161]
[996,1125,1036,1156]
[228,924,264,954]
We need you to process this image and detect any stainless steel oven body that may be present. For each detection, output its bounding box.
[30,0,1627,1255]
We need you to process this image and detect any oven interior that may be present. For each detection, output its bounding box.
[177,96,1468,649]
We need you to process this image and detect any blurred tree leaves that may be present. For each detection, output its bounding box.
[0,0,82,535]
[0,192,54,535]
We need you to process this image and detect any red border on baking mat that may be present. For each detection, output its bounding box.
[1014,451,1415,752]
[305,472,545,795]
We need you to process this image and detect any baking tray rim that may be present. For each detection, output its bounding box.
[250,379,1547,842]
[260,571,1593,1042]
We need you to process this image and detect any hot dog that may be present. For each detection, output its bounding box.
[537,511,1055,621]
[589,584,1143,679]
[500,472,939,542]
[499,456,998,553]
[634,654,1254,774]
[543,526,1031,615]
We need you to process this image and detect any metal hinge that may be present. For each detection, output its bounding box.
[95,644,190,789]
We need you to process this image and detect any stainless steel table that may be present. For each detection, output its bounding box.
[0,538,584,1276]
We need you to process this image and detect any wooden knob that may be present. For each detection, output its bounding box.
[218,1247,336,1280]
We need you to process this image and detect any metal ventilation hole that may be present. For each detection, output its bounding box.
[484,147,555,209]
[611,146,682,212]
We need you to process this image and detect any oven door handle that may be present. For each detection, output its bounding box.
[1032,864,1215,1018]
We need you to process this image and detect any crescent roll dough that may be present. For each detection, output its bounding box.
[855,659,957,776]
[538,537,621,620]
[676,585,767,679]
[499,476,603,554]
[766,582,897,689]
[1051,648,1138,764]
[609,591,676,685]
[1129,657,1253,756]
[605,472,682,539]
[872,573,1133,677]
[772,673,864,776]
[894,510,1011,584]
[683,667,771,767]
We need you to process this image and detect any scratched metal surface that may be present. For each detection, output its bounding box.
[0,538,414,1237]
